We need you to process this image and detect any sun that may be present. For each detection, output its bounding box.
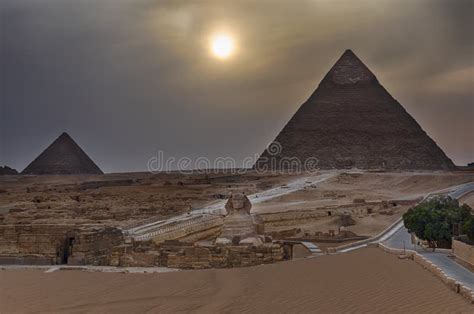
[211,34,235,59]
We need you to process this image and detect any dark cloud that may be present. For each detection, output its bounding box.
[1,0,473,172]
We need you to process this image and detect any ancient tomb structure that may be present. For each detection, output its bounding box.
[215,193,263,246]
[22,132,103,175]
[0,224,122,265]
[255,49,455,171]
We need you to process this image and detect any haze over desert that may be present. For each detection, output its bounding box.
[1,0,473,313]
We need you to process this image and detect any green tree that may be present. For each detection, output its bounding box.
[403,196,472,249]
[463,216,474,243]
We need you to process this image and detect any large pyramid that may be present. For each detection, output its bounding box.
[255,49,455,171]
[22,132,103,175]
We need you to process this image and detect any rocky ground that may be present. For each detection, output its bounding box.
[253,170,474,240]
[1,170,473,239]
[0,171,293,228]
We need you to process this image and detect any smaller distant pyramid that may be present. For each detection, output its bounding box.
[22,132,103,175]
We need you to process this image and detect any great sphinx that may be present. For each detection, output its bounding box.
[215,193,263,246]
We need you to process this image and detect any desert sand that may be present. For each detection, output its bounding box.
[1,248,471,313]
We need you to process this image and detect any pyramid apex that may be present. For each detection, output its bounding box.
[56,132,75,144]
[321,49,376,86]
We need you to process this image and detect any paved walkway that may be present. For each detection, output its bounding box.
[381,182,474,290]
[383,226,474,290]
[448,182,474,199]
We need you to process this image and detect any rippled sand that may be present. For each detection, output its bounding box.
[0,248,471,313]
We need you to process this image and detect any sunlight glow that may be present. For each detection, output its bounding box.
[211,34,235,59]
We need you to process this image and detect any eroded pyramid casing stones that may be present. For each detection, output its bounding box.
[255,50,455,171]
[22,132,103,175]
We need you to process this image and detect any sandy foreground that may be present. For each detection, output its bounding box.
[0,248,471,313]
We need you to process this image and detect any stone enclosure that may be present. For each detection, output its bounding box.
[0,224,122,265]
[110,240,287,269]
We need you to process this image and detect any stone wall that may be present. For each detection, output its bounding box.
[0,224,71,264]
[110,241,288,269]
[259,202,383,229]
[67,227,124,265]
[150,216,223,244]
[452,237,474,271]
[177,226,222,244]
[0,224,122,265]
[131,215,223,243]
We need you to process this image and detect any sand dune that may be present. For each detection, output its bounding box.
[0,248,471,313]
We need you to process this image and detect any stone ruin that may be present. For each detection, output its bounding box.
[22,132,103,175]
[255,49,455,171]
[215,193,264,246]
[0,224,122,265]
[110,240,287,269]
[106,193,286,269]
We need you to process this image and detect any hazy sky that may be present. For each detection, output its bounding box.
[1,0,473,173]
